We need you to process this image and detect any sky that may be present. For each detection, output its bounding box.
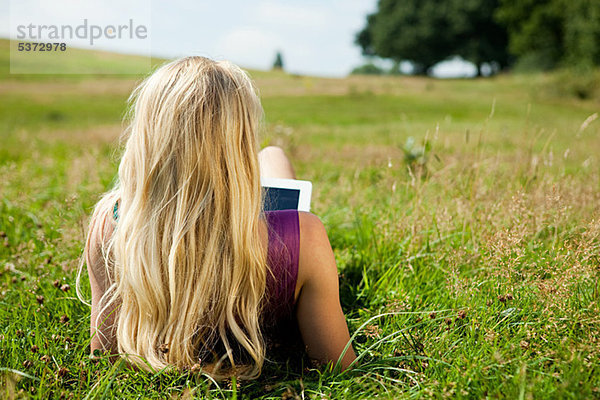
[1,0,476,77]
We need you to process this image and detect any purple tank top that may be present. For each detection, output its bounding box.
[263,210,300,326]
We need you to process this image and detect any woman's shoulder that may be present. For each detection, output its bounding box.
[262,210,330,303]
[298,211,325,234]
[297,212,331,262]
[264,210,322,231]
[296,212,336,292]
[264,210,325,257]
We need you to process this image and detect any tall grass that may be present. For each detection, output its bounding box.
[1,48,599,398]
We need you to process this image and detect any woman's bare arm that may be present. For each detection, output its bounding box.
[85,207,119,355]
[296,212,357,369]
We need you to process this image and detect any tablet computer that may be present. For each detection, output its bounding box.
[261,177,312,212]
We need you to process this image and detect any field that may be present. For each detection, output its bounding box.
[1,39,600,398]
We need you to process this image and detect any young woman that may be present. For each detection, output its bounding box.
[78,56,356,379]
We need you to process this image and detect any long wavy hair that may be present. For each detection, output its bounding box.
[77,56,267,379]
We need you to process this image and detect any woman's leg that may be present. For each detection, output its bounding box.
[258,146,296,180]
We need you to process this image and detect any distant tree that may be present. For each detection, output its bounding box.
[351,63,386,75]
[356,0,510,75]
[496,0,600,70]
[451,0,512,74]
[563,0,600,67]
[272,51,284,70]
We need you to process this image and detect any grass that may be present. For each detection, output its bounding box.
[1,39,600,398]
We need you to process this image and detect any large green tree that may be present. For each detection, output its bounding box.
[356,0,510,75]
[496,0,600,69]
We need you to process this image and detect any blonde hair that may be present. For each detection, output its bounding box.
[77,56,267,379]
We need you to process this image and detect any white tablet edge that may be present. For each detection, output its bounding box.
[260,177,312,212]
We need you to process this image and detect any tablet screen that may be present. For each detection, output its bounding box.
[261,177,312,212]
[263,187,300,211]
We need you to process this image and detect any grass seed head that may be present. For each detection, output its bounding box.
[365,324,382,338]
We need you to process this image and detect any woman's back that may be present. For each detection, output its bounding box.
[109,200,302,327]
[263,209,299,325]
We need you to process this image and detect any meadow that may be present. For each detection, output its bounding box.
[1,39,600,398]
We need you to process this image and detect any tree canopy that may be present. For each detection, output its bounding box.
[496,0,600,70]
[356,0,510,75]
[357,0,600,74]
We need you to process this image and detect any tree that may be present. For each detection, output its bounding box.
[272,51,284,70]
[356,0,510,75]
[496,0,600,70]
[563,0,600,67]
[351,63,386,75]
[451,0,512,74]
